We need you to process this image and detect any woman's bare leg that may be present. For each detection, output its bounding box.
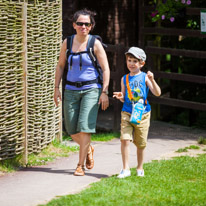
[71,132,91,166]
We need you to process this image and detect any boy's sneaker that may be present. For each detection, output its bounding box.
[117,169,131,178]
[137,169,144,177]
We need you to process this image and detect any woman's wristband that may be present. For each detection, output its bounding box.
[102,90,109,95]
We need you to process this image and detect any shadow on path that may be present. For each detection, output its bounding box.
[21,167,109,178]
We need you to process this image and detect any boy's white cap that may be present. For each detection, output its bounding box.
[125,47,146,61]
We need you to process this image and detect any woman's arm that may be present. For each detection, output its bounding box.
[54,39,67,106]
[94,39,110,92]
[94,39,110,110]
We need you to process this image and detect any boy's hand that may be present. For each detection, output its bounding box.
[146,71,161,96]
[147,71,154,82]
[113,92,124,100]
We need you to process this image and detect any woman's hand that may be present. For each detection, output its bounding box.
[54,88,62,107]
[98,93,109,110]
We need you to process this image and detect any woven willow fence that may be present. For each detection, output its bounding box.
[0,0,62,163]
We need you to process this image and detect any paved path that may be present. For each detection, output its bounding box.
[0,121,205,206]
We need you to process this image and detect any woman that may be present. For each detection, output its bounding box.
[54,9,110,176]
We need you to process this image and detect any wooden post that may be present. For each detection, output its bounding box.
[22,2,28,165]
[56,0,63,142]
[113,44,125,132]
[153,0,161,120]
[138,0,144,48]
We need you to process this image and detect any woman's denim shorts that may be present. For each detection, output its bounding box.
[64,88,101,135]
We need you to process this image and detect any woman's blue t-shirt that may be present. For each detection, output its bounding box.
[65,35,101,90]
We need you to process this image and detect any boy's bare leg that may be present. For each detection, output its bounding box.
[121,140,130,170]
[137,148,145,170]
[71,132,91,166]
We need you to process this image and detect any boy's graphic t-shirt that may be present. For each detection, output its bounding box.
[122,72,151,114]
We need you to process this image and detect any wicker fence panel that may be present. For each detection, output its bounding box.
[26,1,61,154]
[0,0,62,161]
[0,1,24,160]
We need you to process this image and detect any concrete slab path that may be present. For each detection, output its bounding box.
[0,121,205,206]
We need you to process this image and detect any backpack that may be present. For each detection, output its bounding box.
[65,35,107,87]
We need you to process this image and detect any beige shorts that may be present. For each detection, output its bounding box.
[120,111,151,148]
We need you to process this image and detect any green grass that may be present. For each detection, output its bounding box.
[63,132,120,142]
[91,132,120,141]
[176,145,200,153]
[26,140,79,167]
[41,154,206,206]
[0,155,23,173]
[1,132,118,173]
[198,136,206,145]
[176,148,188,153]
[187,145,200,150]
[0,140,79,173]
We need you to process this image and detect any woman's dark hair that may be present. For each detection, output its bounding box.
[71,9,97,30]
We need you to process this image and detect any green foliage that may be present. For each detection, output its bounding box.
[42,154,206,206]
[166,54,171,61]
[186,19,199,29]
[198,136,206,145]
[151,0,191,23]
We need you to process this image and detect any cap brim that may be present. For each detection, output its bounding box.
[125,51,141,59]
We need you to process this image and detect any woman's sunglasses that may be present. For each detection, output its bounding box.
[76,22,92,27]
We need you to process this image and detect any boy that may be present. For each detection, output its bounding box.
[113,47,161,178]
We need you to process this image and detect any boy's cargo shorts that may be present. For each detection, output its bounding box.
[120,111,151,149]
[64,88,101,135]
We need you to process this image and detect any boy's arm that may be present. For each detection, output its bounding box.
[146,71,161,96]
[113,77,125,102]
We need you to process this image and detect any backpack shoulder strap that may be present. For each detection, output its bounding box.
[87,35,96,64]
[87,35,104,84]
[87,35,96,49]
[66,35,74,59]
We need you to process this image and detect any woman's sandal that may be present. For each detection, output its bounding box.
[74,164,85,176]
[86,145,94,169]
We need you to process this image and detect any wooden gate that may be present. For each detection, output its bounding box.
[103,1,206,131]
[136,1,206,128]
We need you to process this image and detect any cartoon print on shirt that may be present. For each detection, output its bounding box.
[128,79,144,102]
